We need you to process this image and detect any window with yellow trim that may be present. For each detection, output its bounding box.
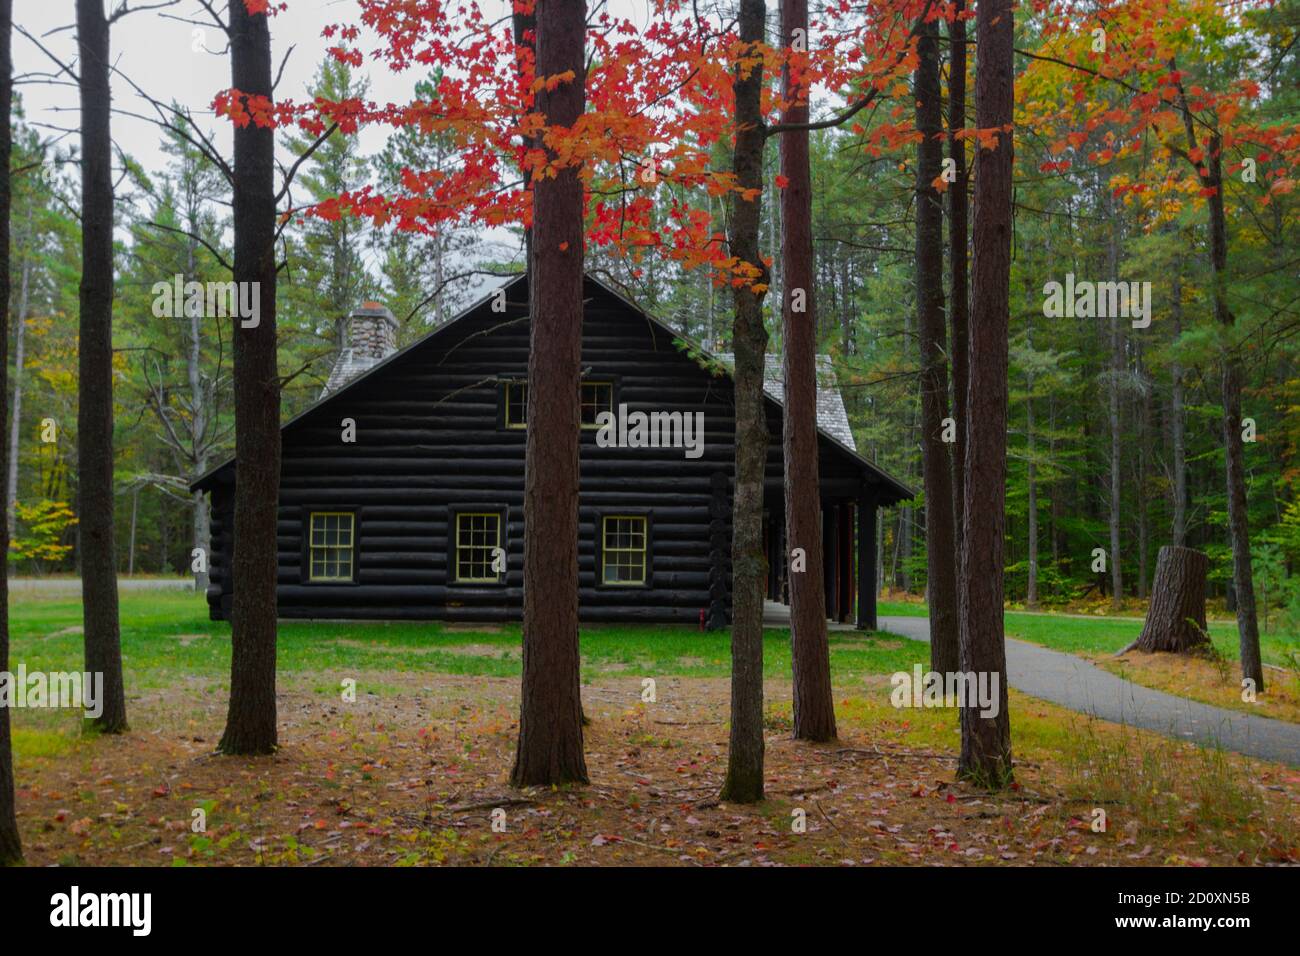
[502,379,613,429]
[455,511,503,583]
[601,515,647,586]
[308,512,355,582]
[580,381,614,427]
[504,381,528,429]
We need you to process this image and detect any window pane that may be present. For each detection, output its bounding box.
[506,382,528,427]
[602,516,646,585]
[456,512,501,582]
[581,382,613,425]
[309,513,355,581]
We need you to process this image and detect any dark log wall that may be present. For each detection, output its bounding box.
[201,276,900,623]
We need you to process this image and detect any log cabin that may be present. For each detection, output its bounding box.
[190,272,912,626]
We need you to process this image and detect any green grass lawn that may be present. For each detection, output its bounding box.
[9,590,928,687]
[1008,611,1300,666]
[879,599,1298,667]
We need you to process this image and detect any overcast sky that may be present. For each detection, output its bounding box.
[13,2,691,303]
[13,0,671,178]
[13,1,434,178]
[12,1,550,306]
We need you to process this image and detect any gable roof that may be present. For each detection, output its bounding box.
[191,271,913,502]
[715,353,856,451]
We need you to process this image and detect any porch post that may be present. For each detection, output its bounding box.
[823,503,838,618]
[838,504,853,622]
[856,490,877,630]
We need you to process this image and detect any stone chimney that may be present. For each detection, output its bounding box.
[321,302,399,396]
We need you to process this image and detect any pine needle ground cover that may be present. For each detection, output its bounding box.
[8,591,1298,867]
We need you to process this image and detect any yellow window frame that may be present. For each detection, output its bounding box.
[580,381,614,429]
[455,511,503,583]
[308,511,355,582]
[601,514,647,586]
[503,379,614,430]
[504,381,528,429]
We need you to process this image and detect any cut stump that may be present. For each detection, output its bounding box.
[1130,545,1210,653]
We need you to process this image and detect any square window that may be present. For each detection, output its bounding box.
[580,381,614,427]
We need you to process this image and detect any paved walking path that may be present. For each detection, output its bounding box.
[878,615,1300,767]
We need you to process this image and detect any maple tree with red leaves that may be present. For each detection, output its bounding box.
[210,0,1008,793]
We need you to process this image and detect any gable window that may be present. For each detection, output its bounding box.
[454,510,505,584]
[308,512,355,582]
[504,381,528,429]
[601,515,648,586]
[501,379,615,429]
[580,381,614,427]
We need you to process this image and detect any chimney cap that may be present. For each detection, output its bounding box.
[349,302,398,327]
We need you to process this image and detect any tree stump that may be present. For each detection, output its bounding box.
[1132,546,1210,653]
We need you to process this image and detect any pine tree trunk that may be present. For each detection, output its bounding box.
[958,0,1013,787]
[1205,141,1263,692]
[5,207,28,524]
[510,0,589,788]
[128,487,138,576]
[947,0,970,560]
[1137,351,1151,599]
[720,0,770,805]
[1026,322,1039,609]
[915,16,959,675]
[0,0,23,865]
[1133,546,1209,653]
[1107,225,1124,610]
[187,240,211,592]
[76,0,126,734]
[1170,259,1187,546]
[839,255,852,354]
[779,0,835,742]
[220,0,280,755]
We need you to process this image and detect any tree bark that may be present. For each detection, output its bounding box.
[719,0,770,805]
[128,487,138,576]
[1137,347,1151,599]
[510,0,589,788]
[186,238,210,592]
[512,3,538,262]
[1107,223,1124,610]
[779,0,835,742]
[0,0,23,865]
[1205,140,1263,692]
[915,15,959,674]
[1026,320,1039,609]
[220,0,281,754]
[1132,546,1208,653]
[1170,72,1264,688]
[1170,257,1186,546]
[957,0,1013,787]
[76,0,126,733]
[6,207,28,524]
[947,0,970,559]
